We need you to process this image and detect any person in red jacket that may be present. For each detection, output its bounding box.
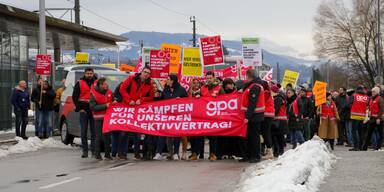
[261,80,275,159]
[317,92,339,150]
[72,68,97,158]
[119,66,154,160]
[90,78,114,160]
[200,71,224,161]
[348,85,369,151]
[271,85,287,157]
[363,86,384,151]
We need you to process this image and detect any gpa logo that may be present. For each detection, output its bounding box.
[356,95,368,102]
[206,99,237,116]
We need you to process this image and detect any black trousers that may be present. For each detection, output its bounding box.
[363,120,383,150]
[351,120,365,150]
[337,120,347,144]
[239,119,261,160]
[94,119,111,157]
[271,120,286,156]
[261,117,273,148]
[14,108,28,138]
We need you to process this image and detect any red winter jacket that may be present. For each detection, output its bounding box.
[119,73,154,104]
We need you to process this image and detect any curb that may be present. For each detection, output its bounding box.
[0,139,18,145]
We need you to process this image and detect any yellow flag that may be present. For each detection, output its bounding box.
[313,81,328,106]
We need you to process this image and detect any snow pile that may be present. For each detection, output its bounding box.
[1,137,71,158]
[237,136,336,192]
[0,125,35,134]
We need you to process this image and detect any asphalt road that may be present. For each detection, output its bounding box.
[0,145,248,192]
[318,146,384,192]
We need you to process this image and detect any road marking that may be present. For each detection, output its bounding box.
[108,162,134,171]
[39,177,81,190]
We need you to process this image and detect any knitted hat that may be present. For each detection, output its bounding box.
[372,86,380,94]
[271,85,280,93]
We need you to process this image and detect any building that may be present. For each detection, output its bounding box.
[0,3,127,130]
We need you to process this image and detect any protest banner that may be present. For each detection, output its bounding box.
[75,52,89,64]
[241,38,262,67]
[161,44,182,74]
[282,69,300,88]
[133,57,144,72]
[103,93,247,137]
[182,47,203,77]
[150,50,170,79]
[199,35,224,66]
[35,54,51,76]
[262,68,273,82]
[313,81,328,106]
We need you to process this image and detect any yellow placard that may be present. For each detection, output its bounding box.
[161,44,182,74]
[282,70,300,88]
[313,81,328,106]
[76,52,90,64]
[182,47,203,77]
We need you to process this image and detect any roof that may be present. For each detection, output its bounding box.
[0,3,127,43]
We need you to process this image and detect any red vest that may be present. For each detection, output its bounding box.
[201,84,221,97]
[241,83,265,113]
[350,93,369,120]
[369,96,381,118]
[91,88,113,119]
[275,99,287,120]
[292,98,301,118]
[321,101,336,120]
[79,80,93,102]
[264,91,275,117]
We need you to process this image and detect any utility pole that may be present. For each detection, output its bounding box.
[74,0,80,25]
[276,62,280,83]
[190,16,196,47]
[139,40,144,54]
[378,0,382,78]
[39,0,46,55]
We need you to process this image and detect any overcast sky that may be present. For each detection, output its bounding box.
[1,0,325,56]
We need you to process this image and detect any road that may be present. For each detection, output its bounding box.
[0,143,248,192]
[319,146,384,192]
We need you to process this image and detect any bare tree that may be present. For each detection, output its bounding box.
[313,0,384,87]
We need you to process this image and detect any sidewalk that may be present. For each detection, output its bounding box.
[0,125,35,142]
[319,145,384,192]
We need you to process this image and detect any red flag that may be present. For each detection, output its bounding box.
[134,57,143,72]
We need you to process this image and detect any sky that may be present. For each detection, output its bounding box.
[0,0,324,56]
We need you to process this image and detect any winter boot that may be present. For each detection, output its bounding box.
[181,152,188,160]
[262,148,274,160]
[209,153,217,161]
[188,153,198,161]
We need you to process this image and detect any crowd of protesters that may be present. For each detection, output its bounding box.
[11,66,384,163]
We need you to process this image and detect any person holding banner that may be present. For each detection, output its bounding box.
[153,74,188,161]
[72,68,97,158]
[188,78,204,161]
[239,69,265,163]
[317,92,339,150]
[201,71,225,161]
[119,66,154,160]
[90,78,114,160]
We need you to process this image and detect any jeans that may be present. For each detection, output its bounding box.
[351,120,364,150]
[302,118,312,141]
[14,108,28,138]
[79,111,95,153]
[133,133,141,155]
[38,110,53,137]
[291,130,305,145]
[94,119,111,157]
[363,120,383,150]
[167,137,181,155]
[346,120,353,145]
[34,110,41,136]
[117,131,129,156]
[111,131,128,156]
[337,121,346,144]
[190,136,203,155]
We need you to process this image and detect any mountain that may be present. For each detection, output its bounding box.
[96,31,319,84]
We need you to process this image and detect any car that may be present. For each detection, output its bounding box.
[59,69,130,144]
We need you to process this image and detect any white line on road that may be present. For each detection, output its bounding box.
[39,177,82,190]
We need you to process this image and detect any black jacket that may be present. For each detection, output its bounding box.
[31,85,56,111]
[336,93,350,121]
[161,82,188,100]
[273,93,285,116]
[243,78,264,122]
[72,76,97,112]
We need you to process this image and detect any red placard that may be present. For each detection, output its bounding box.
[35,54,52,76]
[150,50,170,79]
[103,93,247,137]
[199,35,224,66]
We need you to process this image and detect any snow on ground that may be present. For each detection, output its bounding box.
[0,136,71,158]
[236,136,336,192]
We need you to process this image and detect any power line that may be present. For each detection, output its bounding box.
[144,0,189,17]
[66,0,134,31]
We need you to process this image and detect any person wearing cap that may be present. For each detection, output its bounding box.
[362,86,384,151]
[271,85,287,157]
[317,92,339,150]
[348,85,369,151]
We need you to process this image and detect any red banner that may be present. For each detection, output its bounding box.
[103,93,247,137]
[199,35,224,66]
[134,57,143,72]
[36,54,51,76]
[150,50,170,79]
